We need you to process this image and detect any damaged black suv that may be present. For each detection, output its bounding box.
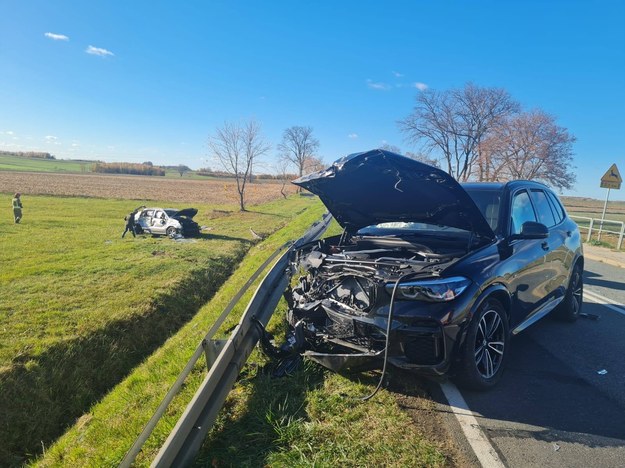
[285,149,583,390]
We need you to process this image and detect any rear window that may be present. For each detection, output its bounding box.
[530,190,557,227]
[546,191,566,223]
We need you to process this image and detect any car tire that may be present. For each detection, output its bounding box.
[166,227,177,238]
[553,264,583,322]
[454,299,509,391]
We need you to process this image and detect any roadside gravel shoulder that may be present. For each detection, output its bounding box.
[583,244,625,269]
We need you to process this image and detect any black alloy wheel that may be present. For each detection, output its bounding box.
[455,299,509,390]
[554,264,583,322]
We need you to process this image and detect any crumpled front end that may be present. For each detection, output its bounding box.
[283,235,472,373]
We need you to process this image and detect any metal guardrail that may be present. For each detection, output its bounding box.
[570,215,625,249]
[119,212,332,468]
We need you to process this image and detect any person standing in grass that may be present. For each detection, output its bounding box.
[122,210,137,238]
[12,193,23,223]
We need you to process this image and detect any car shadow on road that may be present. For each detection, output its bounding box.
[583,269,625,291]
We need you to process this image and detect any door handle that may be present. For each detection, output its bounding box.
[541,242,549,251]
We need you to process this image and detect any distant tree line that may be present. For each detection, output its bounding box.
[0,150,55,159]
[195,167,298,180]
[92,162,165,176]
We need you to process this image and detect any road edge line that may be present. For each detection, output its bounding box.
[439,381,505,468]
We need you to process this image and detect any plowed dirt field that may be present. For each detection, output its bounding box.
[0,171,296,204]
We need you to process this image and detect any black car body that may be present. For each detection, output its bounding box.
[286,149,583,389]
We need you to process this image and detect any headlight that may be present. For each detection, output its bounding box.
[385,276,471,302]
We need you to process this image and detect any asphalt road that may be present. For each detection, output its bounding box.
[451,258,625,467]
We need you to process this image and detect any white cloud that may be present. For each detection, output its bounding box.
[366,79,391,91]
[348,133,358,139]
[86,45,114,57]
[45,32,69,41]
[392,71,404,78]
[413,82,428,91]
[6,130,15,135]
[45,135,58,141]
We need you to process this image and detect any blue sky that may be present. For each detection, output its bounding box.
[1,0,624,199]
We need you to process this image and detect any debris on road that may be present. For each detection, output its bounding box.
[579,312,600,320]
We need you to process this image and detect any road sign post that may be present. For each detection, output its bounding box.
[597,164,622,241]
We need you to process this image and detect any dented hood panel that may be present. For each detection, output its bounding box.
[293,149,495,239]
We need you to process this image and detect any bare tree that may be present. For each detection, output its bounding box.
[276,157,292,199]
[278,126,320,179]
[479,110,576,190]
[380,144,440,168]
[208,120,271,211]
[303,156,326,174]
[405,151,441,168]
[380,143,403,154]
[399,83,519,181]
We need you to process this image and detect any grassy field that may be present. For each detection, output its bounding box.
[0,192,318,465]
[562,197,625,249]
[0,154,282,181]
[0,154,92,173]
[35,212,449,467]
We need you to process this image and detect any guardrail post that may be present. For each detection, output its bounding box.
[618,222,624,250]
[202,339,227,369]
[587,218,594,243]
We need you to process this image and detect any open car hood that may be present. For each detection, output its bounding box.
[173,208,198,219]
[292,149,495,239]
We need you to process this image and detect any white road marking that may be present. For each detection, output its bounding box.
[585,289,625,316]
[439,287,623,468]
[439,381,505,468]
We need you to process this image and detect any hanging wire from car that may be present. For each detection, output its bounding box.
[360,271,422,401]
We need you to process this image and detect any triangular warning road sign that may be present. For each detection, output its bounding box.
[601,164,622,189]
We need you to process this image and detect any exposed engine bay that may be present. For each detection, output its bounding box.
[282,233,468,372]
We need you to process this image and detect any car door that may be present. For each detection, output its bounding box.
[138,209,154,232]
[152,210,167,235]
[529,189,568,299]
[505,189,555,328]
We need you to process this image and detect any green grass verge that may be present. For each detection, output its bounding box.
[197,351,447,467]
[0,192,317,466]
[32,200,327,467]
[0,155,91,173]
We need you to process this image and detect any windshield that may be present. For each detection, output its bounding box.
[463,188,502,232]
[357,222,469,236]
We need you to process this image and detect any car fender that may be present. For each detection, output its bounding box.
[453,283,512,356]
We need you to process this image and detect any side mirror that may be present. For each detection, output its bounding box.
[510,221,548,240]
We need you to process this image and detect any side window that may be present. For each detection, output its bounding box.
[546,191,565,223]
[530,190,557,227]
[510,190,537,235]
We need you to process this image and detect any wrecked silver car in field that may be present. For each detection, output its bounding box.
[282,149,583,389]
[134,207,201,238]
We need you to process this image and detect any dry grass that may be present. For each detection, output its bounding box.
[0,171,296,205]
